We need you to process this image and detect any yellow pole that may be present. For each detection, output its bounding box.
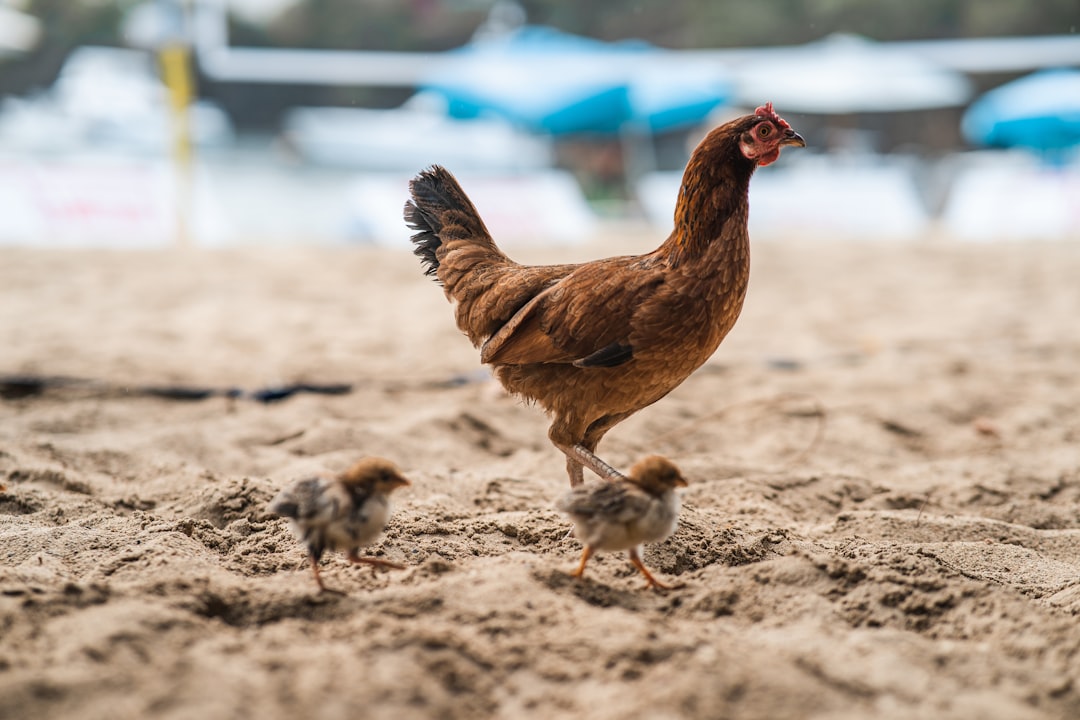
[159,44,194,246]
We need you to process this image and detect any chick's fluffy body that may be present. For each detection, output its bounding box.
[557,475,681,553]
[268,458,406,562]
[271,477,390,557]
[557,455,685,552]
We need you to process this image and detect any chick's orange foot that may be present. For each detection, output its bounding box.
[628,548,683,591]
[348,554,406,572]
[309,557,340,594]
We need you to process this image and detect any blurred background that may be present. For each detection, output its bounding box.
[0,0,1077,247]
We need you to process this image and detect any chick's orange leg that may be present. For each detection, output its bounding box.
[628,548,677,591]
[309,555,344,595]
[347,552,405,572]
[570,545,594,579]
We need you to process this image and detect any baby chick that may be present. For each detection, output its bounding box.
[556,455,687,590]
[268,457,410,593]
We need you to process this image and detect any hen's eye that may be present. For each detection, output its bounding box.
[758,124,772,138]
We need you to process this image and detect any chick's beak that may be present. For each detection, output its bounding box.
[674,477,689,488]
[781,129,806,148]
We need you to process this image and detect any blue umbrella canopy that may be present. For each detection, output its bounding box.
[962,69,1080,153]
[629,60,735,133]
[421,25,732,135]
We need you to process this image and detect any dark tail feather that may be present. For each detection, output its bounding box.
[404,165,493,281]
[404,195,442,280]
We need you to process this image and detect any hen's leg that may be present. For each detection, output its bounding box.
[578,413,636,482]
[551,418,627,484]
[557,443,625,482]
[566,455,585,487]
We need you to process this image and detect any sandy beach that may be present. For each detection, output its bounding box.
[2,234,1080,719]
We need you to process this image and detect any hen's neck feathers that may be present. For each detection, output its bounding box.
[662,127,756,267]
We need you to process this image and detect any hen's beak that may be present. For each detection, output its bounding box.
[781,129,806,148]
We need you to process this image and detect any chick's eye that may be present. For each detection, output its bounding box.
[758,124,772,138]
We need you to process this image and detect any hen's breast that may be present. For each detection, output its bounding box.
[494,254,750,422]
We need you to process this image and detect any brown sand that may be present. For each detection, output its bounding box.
[2,235,1079,719]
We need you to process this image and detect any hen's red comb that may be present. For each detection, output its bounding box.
[755,102,791,131]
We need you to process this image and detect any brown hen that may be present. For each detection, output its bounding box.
[405,103,804,486]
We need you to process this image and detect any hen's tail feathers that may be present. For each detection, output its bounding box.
[404,165,495,281]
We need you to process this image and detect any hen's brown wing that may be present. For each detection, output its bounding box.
[448,261,577,345]
[480,255,667,367]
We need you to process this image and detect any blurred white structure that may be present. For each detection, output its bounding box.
[732,34,972,113]
[346,171,596,245]
[4,0,1080,246]
[0,38,593,247]
[282,94,553,172]
[0,3,39,56]
[0,158,600,247]
[0,46,233,154]
[942,153,1080,241]
[0,155,175,247]
[191,0,1080,89]
[638,156,931,241]
[0,45,234,247]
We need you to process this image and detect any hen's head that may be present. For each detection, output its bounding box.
[735,103,805,167]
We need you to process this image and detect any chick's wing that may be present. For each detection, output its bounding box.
[557,481,654,524]
[270,478,348,526]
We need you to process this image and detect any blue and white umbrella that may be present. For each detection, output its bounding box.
[962,69,1080,153]
[422,25,732,135]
